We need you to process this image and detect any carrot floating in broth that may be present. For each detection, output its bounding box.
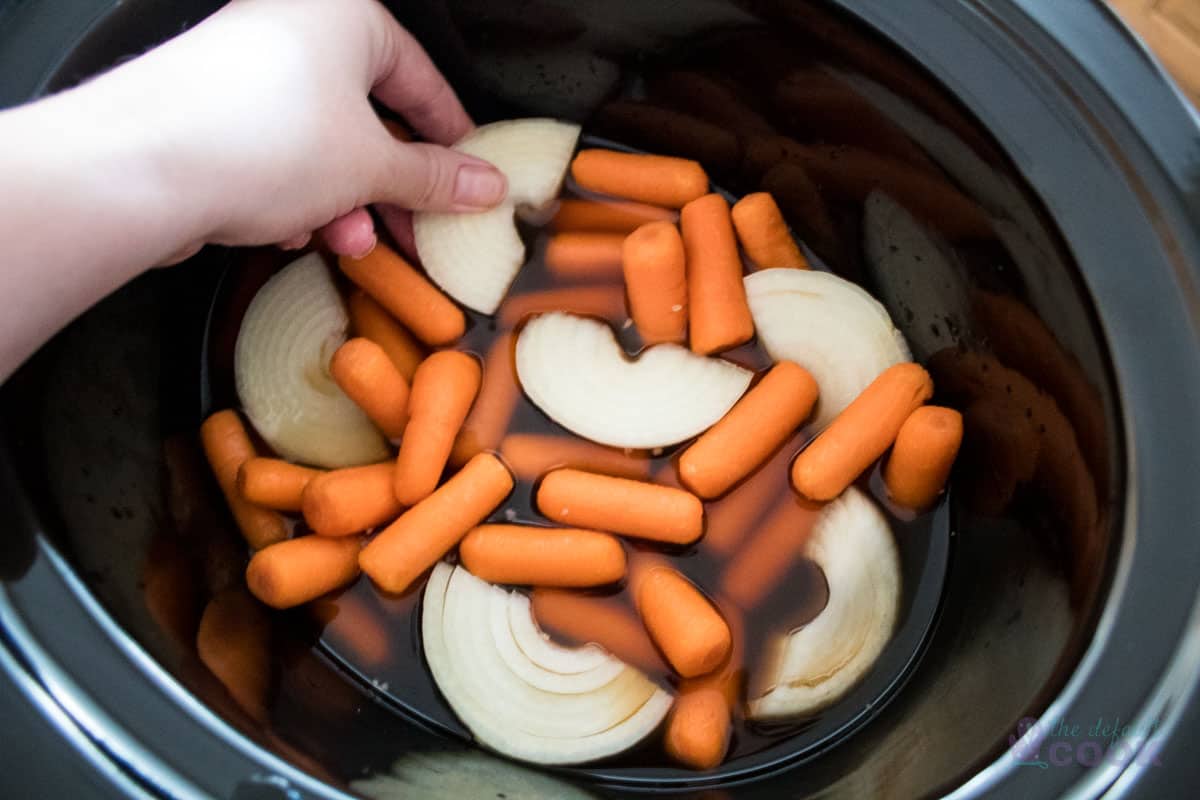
[571,149,709,209]
[623,221,688,345]
[545,232,626,281]
[200,410,287,550]
[498,285,627,329]
[537,468,703,545]
[679,361,817,498]
[550,198,676,234]
[731,192,809,270]
[246,535,362,610]
[680,193,754,355]
[451,333,519,466]
[884,405,963,509]
[394,351,481,505]
[360,453,513,594]
[531,588,668,675]
[791,362,933,501]
[720,495,824,608]
[330,337,410,439]
[636,566,731,678]
[498,434,649,481]
[460,525,626,587]
[237,457,323,512]
[339,243,465,347]
[302,462,403,537]
[347,290,425,381]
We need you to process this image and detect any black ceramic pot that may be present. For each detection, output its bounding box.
[1,0,1198,797]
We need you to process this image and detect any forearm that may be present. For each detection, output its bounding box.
[0,76,208,379]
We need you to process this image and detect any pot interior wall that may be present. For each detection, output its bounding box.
[3,0,1122,796]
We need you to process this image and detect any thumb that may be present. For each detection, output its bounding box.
[372,140,508,212]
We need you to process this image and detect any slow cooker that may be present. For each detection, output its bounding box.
[3,0,1200,797]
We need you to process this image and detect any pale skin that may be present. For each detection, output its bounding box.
[0,0,508,380]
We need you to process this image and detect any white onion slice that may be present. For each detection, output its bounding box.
[414,118,581,314]
[234,253,388,468]
[515,312,753,449]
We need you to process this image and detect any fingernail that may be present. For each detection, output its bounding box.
[453,164,507,209]
[350,233,377,260]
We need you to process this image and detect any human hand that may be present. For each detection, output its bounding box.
[103,0,505,260]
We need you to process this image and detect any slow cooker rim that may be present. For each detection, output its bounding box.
[1,0,1199,797]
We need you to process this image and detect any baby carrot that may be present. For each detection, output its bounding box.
[731,192,809,270]
[302,462,403,536]
[498,434,650,481]
[498,285,627,329]
[450,334,518,465]
[339,242,466,346]
[885,405,963,509]
[664,686,731,770]
[360,453,514,594]
[394,351,481,505]
[460,525,627,587]
[196,587,270,722]
[550,198,676,234]
[719,496,824,608]
[592,101,742,174]
[309,592,390,667]
[702,436,797,556]
[536,468,704,545]
[531,588,668,675]
[245,535,362,609]
[680,194,754,355]
[571,149,709,209]
[330,337,410,439]
[791,363,934,501]
[200,410,287,550]
[623,221,688,345]
[679,361,818,498]
[347,290,425,381]
[636,567,731,678]
[237,457,323,512]
[545,232,626,281]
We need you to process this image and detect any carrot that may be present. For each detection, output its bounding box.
[450,334,518,465]
[200,410,287,550]
[719,496,824,608]
[791,363,934,501]
[347,290,425,381]
[309,592,390,667]
[460,525,626,587]
[196,587,270,722]
[142,535,201,648]
[884,405,963,509]
[623,221,688,345]
[759,160,842,268]
[338,242,466,346]
[498,285,627,329]
[680,194,754,355]
[536,468,703,545]
[550,198,676,234]
[330,337,411,439]
[702,435,798,556]
[302,462,403,536]
[236,457,323,512]
[571,149,709,209]
[246,535,361,610]
[394,351,482,505]
[360,453,514,593]
[545,232,626,281]
[679,362,817,499]
[664,686,731,769]
[530,588,668,675]
[636,566,731,678]
[731,193,809,270]
[592,101,742,174]
[498,434,650,481]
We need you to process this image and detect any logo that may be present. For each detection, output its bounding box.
[1008,716,1163,769]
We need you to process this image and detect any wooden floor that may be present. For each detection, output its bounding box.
[1110,0,1200,108]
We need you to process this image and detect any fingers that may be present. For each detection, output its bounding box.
[279,231,312,251]
[376,204,418,263]
[373,141,507,213]
[371,14,473,145]
[319,208,377,258]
